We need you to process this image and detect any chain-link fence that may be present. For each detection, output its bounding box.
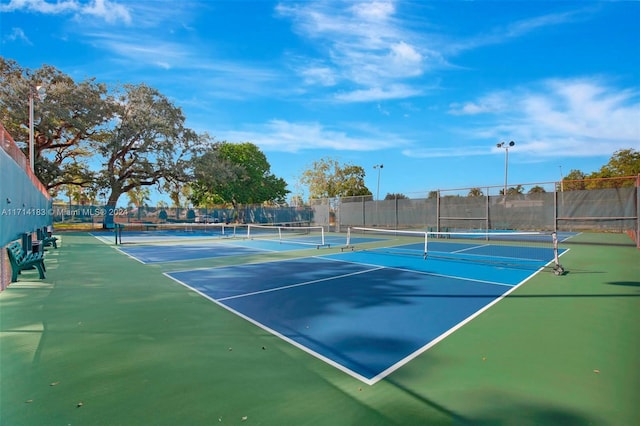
[317,177,640,248]
[52,176,639,248]
[51,204,316,229]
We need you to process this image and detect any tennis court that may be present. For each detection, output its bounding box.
[2,229,638,425]
[164,231,567,384]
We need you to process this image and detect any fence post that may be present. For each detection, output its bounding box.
[436,190,441,232]
[554,184,559,233]
[395,195,399,229]
[636,173,640,249]
[485,190,490,231]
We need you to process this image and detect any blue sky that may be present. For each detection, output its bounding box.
[1,0,639,204]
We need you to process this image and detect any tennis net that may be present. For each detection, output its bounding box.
[246,224,327,248]
[114,222,242,244]
[344,227,566,274]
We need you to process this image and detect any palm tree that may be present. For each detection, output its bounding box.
[468,188,484,197]
[127,187,151,220]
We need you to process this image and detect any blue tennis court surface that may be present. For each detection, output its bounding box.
[165,241,564,384]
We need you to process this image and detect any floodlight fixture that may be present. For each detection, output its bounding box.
[496,141,515,198]
[374,164,384,201]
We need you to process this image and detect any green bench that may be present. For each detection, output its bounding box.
[37,227,58,249]
[6,241,46,282]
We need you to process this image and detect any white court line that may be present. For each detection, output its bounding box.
[217,267,384,301]
[320,254,515,288]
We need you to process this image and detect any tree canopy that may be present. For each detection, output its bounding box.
[1,59,204,214]
[96,83,203,208]
[299,157,372,199]
[562,148,639,190]
[0,57,113,191]
[468,188,484,197]
[385,193,408,200]
[191,142,289,215]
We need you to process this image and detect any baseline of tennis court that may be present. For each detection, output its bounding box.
[165,240,560,384]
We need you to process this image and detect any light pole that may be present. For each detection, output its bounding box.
[496,141,515,197]
[373,164,384,201]
[28,85,46,172]
[559,165,564,205]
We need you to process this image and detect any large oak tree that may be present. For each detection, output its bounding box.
[96,83,203,222]
[0,57,113,191]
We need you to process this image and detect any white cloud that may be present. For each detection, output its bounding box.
[84,32,188,69]
[390,41,421,64]
[446,7,597,55]
[440,77,640,159]
[334,84,421,102]
[521,78,639,143]
[387,41,423,77]
[300,65,338,87]
[349,1,395,21]
[504,8,595,39]
[84,32,281,91]
[1,0,77,14]
[277,1,429,101]
[449,92,510,115]
[0,0,131,24]
[81,0,131,25]
[402,145,489,158]
[221,119,407,153]
[276,2,596,104]
[377,103,390,116]
[4,27,32,44]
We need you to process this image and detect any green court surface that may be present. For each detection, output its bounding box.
[1,232,638,425]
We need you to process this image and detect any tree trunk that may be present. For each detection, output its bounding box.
[103,191,123,229]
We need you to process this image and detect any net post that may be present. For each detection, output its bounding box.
[115,223,123,245]
[423,231,428,259]
[552,231,565,276]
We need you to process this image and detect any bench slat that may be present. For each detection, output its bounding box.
[6,241,46,282]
